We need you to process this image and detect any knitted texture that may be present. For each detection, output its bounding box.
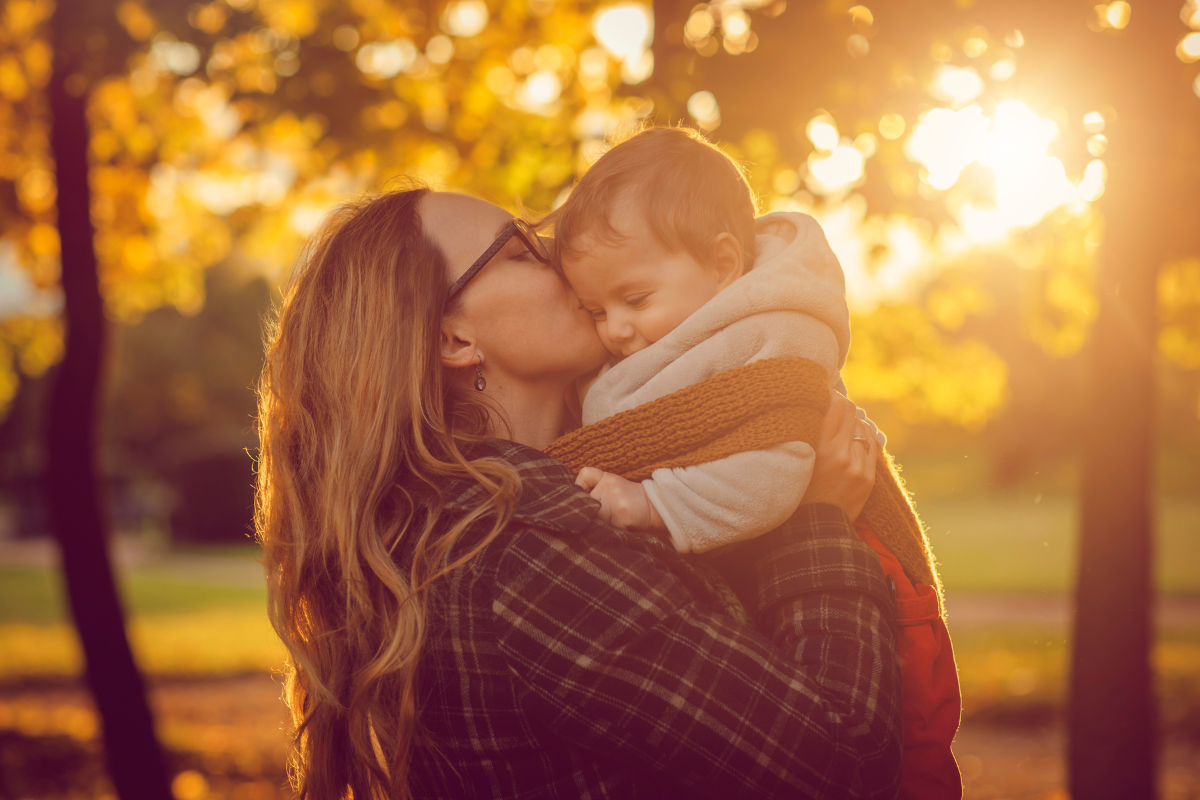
[546,356,943,605]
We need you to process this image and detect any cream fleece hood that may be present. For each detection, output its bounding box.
[581,211,851,425]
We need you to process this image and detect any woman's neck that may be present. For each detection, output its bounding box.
[486,376,569,451]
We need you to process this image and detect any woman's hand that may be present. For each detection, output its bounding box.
[801,393,879,521]
[576,467,665,531]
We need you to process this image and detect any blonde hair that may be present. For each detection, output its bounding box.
[547,125,758,268]
[255,186,520,799]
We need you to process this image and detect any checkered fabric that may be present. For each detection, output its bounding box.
[408,439,902,799]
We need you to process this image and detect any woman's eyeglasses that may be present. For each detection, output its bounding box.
[444,219,551,306]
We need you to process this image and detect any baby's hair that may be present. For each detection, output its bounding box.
[545,125,758,270]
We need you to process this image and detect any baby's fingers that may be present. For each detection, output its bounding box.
[592,494,614,525]
[576,467,605,492]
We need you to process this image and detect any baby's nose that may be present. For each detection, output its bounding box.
[606,319,634,341]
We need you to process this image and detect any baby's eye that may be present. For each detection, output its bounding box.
[626,294,649,309]
[589,309,607,321]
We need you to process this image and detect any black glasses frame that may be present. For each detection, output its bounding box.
[444,219,551,306]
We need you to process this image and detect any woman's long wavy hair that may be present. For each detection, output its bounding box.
[255,186,521,800]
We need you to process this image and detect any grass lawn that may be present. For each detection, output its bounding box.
[923,494,1200,594]
[0,494,1196,691]
[0,547,283,679]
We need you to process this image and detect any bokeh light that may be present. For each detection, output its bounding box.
[149,38,201,76]
[989,58,1016,81]
[426,35,455,65]
[1097,1,1132,30]
[847,34,870,58]
[356,40,418,79]
[1179,32,1200,63]
[593,3,653,60]
[687,89,720,129]
[442,0,490,38]
[806,113,840,151]
[1184,0,1200,28]
[906,105,990,190]
[878,112,906,140]
[331,25,359,51]
[685,9,715,42]
[929,65,985,104]
[807,142,866,195]
[516,70,563,113]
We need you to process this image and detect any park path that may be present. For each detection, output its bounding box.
[945,592,1200,629]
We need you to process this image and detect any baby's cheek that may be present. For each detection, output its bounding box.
[641,306,688,345]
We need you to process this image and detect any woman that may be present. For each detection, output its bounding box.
[256,186,901,800]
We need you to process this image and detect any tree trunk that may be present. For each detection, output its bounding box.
[45,3,173,799]
[1070,139,1159,800]
[1069,3,1196,797]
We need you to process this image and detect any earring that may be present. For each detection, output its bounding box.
[474,354,486,392]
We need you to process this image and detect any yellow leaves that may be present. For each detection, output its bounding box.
[188,2,229,35]
[1158,258,1200,370]
[16,166,54,214]
[926,280,988,330]
[1020,222,1099,357]
[22,39,50,88]
[843,303,1007,429]
[0,56,27,101]
[116,0,157,41]
[361,100,408,131]
[1,0,54,39]
[6,316,62,375]
[26,222,57,257]
[0,316,62,416]
[89,79,141,134]
[256,0,326,38]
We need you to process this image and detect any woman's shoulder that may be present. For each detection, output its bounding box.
[448,438,605,539]
[450,439,685,573]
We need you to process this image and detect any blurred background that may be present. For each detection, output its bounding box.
[0,0,1198,797]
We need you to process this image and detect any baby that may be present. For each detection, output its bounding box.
[551,126,883,554]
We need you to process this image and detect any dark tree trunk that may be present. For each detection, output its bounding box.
[1069,3,1197,797]
[45,2,172,798]
[1071,139,1159,800]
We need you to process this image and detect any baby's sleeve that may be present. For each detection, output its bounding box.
[642,442,815,555]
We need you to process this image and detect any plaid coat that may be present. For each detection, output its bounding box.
[408,439,901,799]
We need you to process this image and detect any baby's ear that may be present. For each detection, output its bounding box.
[709,232,745,290]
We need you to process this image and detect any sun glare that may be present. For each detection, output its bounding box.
[593,4,654,60]
[904,100,1103,243]
[906,105,990,189]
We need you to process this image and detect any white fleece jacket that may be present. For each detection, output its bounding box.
[581,211,883,554]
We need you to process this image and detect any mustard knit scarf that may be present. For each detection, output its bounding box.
[547,356,942,601]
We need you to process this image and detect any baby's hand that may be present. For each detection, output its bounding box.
[576,468,663,531]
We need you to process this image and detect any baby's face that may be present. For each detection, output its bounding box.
[561,207,728,359]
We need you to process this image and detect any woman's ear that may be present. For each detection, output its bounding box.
[440,318,478,370]
[709,232,745,290]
